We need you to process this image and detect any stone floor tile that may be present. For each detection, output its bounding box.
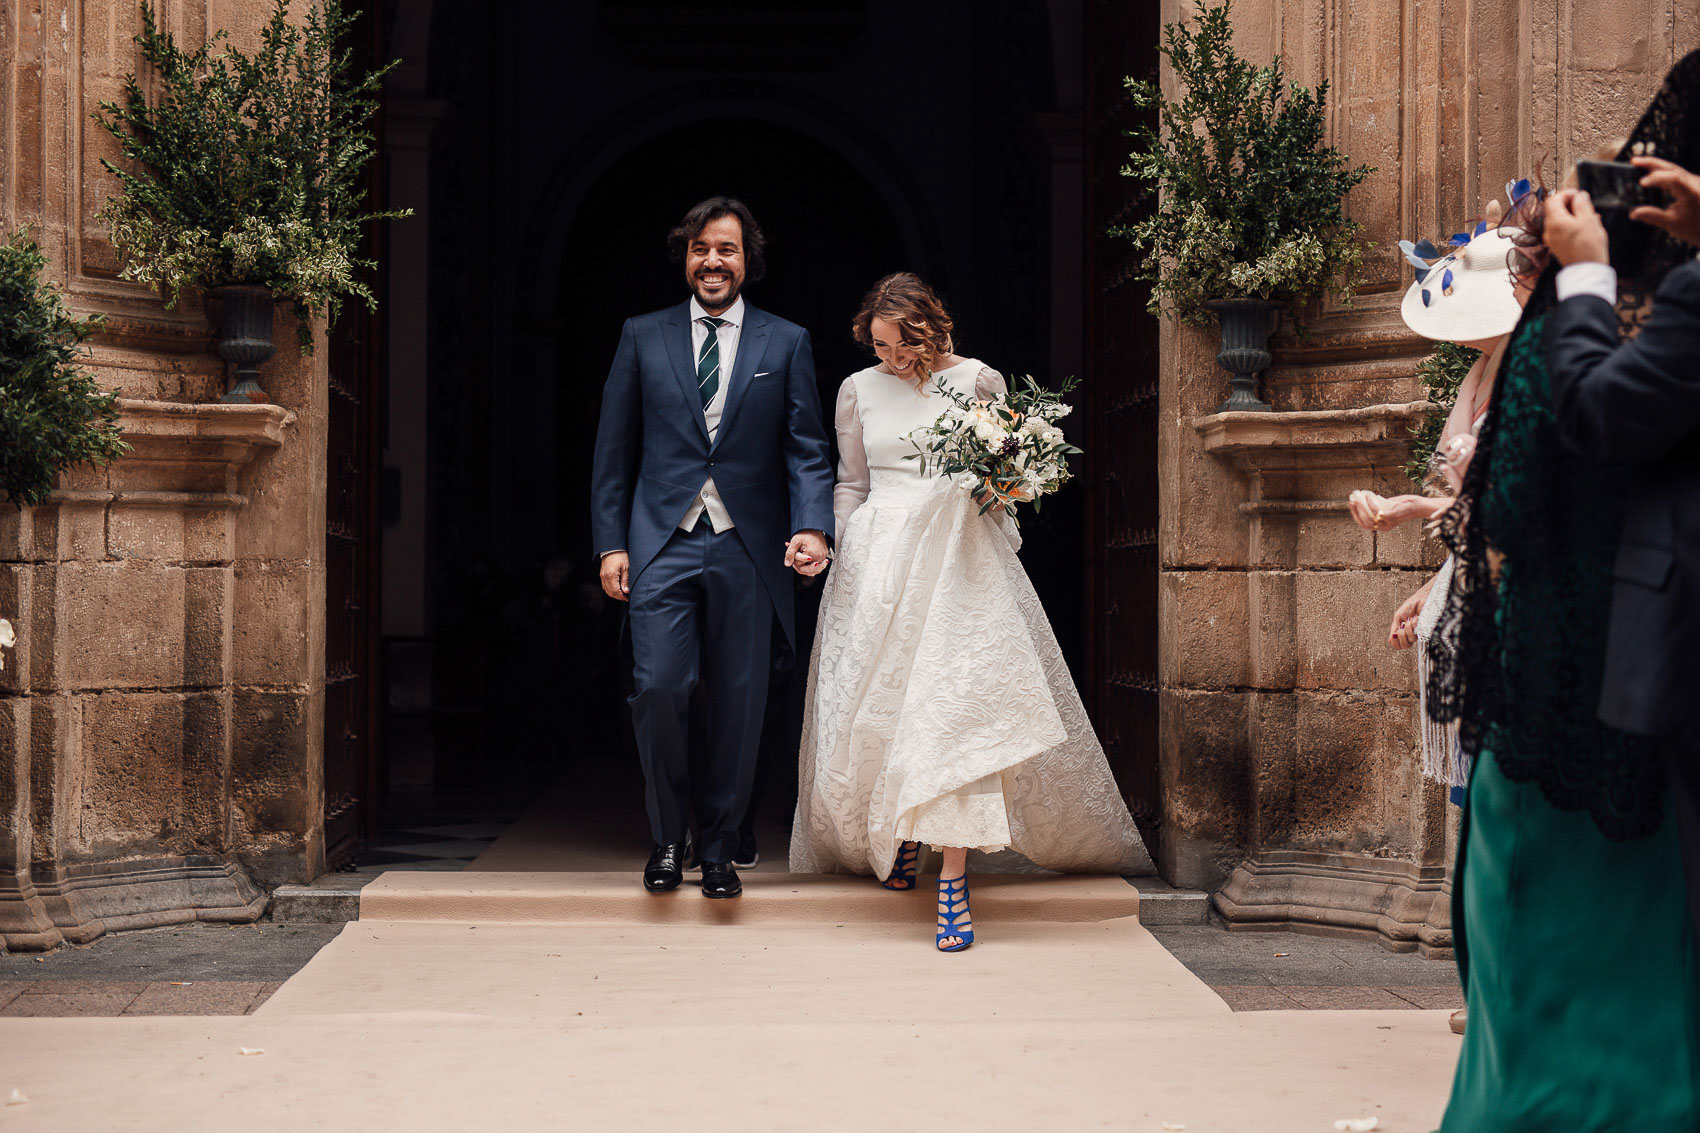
[0,923,341,983]
[122,981,273,1016]
[1211,985,1300,1011]
[0,984,26,1011]
[1383,985,1465,1010]
[1277,985,1420,1010]
[2,985,145,1016]
[245,982,284,1014]
[6,978,151,995]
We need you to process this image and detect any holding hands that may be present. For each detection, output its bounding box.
[786,530,831,577]
[600,529,833,601]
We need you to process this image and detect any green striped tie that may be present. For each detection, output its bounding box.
[697,316,727,408]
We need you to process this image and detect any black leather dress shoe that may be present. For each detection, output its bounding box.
[732,833,759,870]
[699,860,742,899]
[644,842,688,893]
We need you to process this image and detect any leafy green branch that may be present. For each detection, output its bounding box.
[1111,0,1374,329]
[91,0,410,351]
[0,229,128,508]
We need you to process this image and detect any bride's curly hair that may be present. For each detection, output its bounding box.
[852,272,955,382]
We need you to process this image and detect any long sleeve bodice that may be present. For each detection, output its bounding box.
[832,359,1005,538]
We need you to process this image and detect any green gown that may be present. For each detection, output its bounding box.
[1437,315,1700,1130]
[1442,747,1699,1129]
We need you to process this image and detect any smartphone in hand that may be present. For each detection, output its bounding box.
[1577,159,1674,260]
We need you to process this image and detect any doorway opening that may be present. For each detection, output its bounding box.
[371,116,911,870]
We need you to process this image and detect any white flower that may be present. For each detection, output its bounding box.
[973,420,1000,443]
[0,619,14,649]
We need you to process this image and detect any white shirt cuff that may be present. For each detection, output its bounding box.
[1556,262,1618,305]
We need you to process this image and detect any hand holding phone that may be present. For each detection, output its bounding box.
[1627,156,1700,248]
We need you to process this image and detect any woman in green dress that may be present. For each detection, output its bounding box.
[1426,57,1700,1131]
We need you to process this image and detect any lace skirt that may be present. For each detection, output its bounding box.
[789,473,1151,879]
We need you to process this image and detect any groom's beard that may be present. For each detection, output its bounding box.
[691,272,742,314]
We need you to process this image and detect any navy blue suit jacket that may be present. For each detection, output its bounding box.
[1545,259,1700,736]
[589,300,836,647]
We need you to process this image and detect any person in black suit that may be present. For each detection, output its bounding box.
[1543,154,1700,932]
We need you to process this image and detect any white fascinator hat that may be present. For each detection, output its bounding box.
[1398,180,1537,342]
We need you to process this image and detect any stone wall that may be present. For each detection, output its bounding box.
[0,0,327,950]
[1158,0,1700,952]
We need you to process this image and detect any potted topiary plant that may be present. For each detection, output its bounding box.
[1112,0,1374,412]
[0,228,128,508]
[91,0,409,403]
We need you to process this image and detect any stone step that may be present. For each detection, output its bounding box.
[267,874,377,924]
[357,871,1152,925]
[1127,877,1213,925]
[271,871,1212,927]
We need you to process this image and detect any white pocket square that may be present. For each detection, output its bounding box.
[754,371,773,377]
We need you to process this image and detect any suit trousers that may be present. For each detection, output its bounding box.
[627,520,773,863]
[1666,732,1700,941]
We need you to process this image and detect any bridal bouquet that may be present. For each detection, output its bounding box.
[904,374,1082,520]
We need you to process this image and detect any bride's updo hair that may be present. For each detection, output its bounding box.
[852,272,955,382]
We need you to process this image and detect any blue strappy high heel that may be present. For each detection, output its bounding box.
[883,840,920,890]
[936,874,974,952]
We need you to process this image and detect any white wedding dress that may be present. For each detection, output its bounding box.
[788,359,1153,880]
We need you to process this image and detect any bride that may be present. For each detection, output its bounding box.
[790,272,1152,951]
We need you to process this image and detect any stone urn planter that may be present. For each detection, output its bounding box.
[207,284,277,404]
[1204,298,1282,414]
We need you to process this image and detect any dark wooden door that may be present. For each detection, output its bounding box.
[1084,0,1162,856]
[322,6,387,870]
[323,294,382,869]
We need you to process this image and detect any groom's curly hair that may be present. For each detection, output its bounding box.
[668,197,768,282]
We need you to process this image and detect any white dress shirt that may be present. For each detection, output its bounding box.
[1556,261,1619,305]
[679,295,743,534]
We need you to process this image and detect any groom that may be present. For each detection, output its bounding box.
[591,197,835,898]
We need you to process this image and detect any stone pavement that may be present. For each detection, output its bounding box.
[0,923,340,1017]
[0,873,1459,1132]
[1149,924,1463,1012]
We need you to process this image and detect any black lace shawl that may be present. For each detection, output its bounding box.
[1424,50,1700,840]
